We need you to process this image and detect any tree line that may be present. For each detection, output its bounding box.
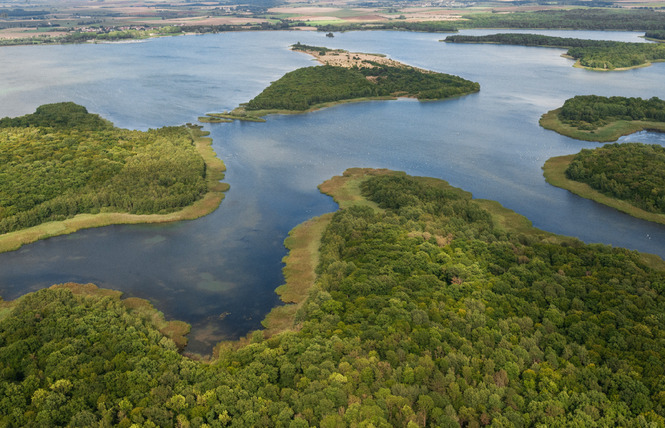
[557,95,665,129]
[456,9,665,31]
[566,142,665,214]
[645,30,665,40]
[444,33,665,70]
[1,171,664,426]
[0,102,207,234]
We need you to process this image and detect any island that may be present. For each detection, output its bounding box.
[0,102,228,253]
[201,44,479,122]
[2,168,664,427]
[539,95,665,142]
[543,143,665,225]
[444,33,665,71]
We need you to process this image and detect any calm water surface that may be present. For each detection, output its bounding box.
[0,30,663,353]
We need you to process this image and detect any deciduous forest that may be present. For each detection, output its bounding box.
[244,61,479,112]
[1,171,663,427]
[557,95,665,129]
[0,103,207,234]
[565,143,665,214]
[444,34,665,70]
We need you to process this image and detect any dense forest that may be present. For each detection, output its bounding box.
[557,95,665,129]
[245,57,479,111]
[0,102,207,234]
[1,170,664,427]
[565,143,665,214]
[444,33,665,70]
[645,30,665,41]
[456,9,665,31]
[315,21,458,33]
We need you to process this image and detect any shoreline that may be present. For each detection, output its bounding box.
[0,126,228,254]
[539,108,665,142]
[542,154,665,226]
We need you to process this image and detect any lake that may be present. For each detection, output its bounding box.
[0,30,663,354]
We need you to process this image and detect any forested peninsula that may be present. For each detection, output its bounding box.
[543,143,665,225]
[0,102,228,253]
[539,95,665,142]
[204,44,479,122]
[2,168,665,427]
[444,33,665,70]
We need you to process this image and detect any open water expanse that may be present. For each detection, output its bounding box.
[0,30,663,353]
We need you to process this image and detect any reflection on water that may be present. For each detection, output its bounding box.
[0,30,663,354]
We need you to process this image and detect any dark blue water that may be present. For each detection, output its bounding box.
[0,30,663,353]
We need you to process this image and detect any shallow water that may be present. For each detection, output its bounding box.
[0,30,663,353]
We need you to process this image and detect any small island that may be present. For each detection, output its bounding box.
[204,43,479,122]
[540,95,665,142]
[543,143,665,225]
[0,102,228,253]
[444,33,665,71]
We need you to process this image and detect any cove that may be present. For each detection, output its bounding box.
[0,29,663,354]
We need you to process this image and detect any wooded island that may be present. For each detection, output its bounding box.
[203,44,479,122]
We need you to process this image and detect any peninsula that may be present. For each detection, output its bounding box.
[0,102,228,253]
[201,44,479,122]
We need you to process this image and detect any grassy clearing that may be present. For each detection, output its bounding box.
[317,167,395,211]
[0,126,228,254]
[540,109,665,142]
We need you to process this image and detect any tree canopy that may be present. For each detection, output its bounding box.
[444,34,665,70]
[245,63,479,112]
[0,103,207,234]
[1,170,664,427]
[566,142,665,214]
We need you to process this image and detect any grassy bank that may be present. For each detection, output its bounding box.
[0,126,228,254]
[543,154,665,227]
[260,213,333,337]
[540,108,665,142]
[258,169,394,339]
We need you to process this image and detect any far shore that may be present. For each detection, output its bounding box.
[539,108,665,142]
[0,127,228,254]
[542,154,665,226]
